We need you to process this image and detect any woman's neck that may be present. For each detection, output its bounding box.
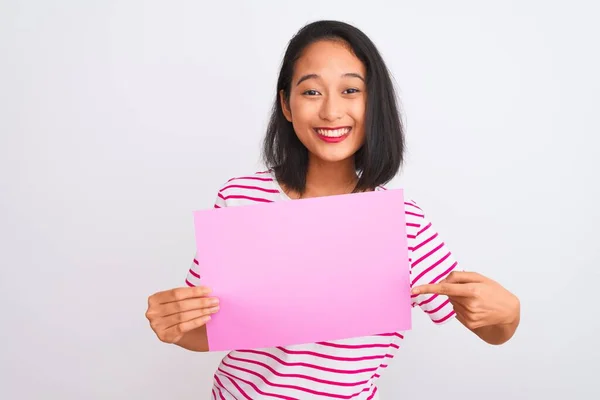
[300,157,357,199]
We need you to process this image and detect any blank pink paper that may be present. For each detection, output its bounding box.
[193,189,412,351]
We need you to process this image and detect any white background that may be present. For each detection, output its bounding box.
[1,0,599,399]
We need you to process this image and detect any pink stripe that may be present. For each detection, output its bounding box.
[430,262,457,284]
[214,374,225,387]
[376,332,404,339]
[226,355,369,387]
[405,211,425,218]
[236,350,379,374]
[226,375,252,400]
[416,293,439,306]
[404,202,423,212]
[213,375,230,400]
[228,176,273,182]
[188,268,200,279]
[412,251,452,286]
[406,222,420,228]
[214,204,221,208]
[366,387,378,400]
[185,279,194,287]
[217,369,298,399]
[412,243,444,268]
[417,222,432,236]
[433,309,456,324]
[193,258,199,265]
[412,233,439,252]
[222,194,274,203]
[426,298,450,314]
[211,389,216,400]
[407,234,416,239]
[219,364,375,399]
[222,184,280,194]
[317,341,399,350]
[276,346,388,362]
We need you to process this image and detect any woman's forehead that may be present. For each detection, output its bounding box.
[294,40,366,79]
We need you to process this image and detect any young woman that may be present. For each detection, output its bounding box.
[145,20,520,399]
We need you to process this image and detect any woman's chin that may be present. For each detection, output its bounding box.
[309,148,358,164]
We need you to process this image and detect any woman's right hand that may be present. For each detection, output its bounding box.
[145,286,220,344]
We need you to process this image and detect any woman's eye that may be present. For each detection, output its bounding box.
[303,90,320,96]
[344,88,360,94]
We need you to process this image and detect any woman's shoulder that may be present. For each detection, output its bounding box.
[220,169,277,187]
[212,170,285,207]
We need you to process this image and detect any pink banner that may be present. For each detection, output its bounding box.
[193,189,412,351]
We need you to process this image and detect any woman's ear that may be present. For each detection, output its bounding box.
[280,90,292,122]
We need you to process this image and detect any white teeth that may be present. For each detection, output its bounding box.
[316,128,351,137]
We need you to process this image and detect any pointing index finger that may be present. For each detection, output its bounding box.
[411,282,472,297]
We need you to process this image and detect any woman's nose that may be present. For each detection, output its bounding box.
[319,95,343,121]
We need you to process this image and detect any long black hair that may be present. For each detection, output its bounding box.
[262,20,405,194]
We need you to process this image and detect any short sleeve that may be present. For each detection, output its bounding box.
[406,200,458,325]
[184,190,227,287]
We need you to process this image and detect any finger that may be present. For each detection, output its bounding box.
[455,310,469,328]
[453,304,483,331]
[157,306,220,331]
[150,286,212,305]
[442,271,485,284]
[449,292,483,310]
[451,300,469,317]
[158,297,220,317]
[411,282,475,297]
[161,314,214,344]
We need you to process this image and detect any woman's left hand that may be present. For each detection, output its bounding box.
[411,271,520,341]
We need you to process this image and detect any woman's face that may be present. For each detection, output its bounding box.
[281,40,367,165]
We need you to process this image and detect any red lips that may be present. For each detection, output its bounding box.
[313,127,352,143]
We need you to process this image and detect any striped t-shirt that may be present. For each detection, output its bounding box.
[185,170,458,400]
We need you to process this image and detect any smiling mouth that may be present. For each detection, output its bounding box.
[313,127,352,143]
[314,127,352,137]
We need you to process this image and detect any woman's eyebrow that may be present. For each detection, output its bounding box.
[342,72,365,82]
[296,72,365,86]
